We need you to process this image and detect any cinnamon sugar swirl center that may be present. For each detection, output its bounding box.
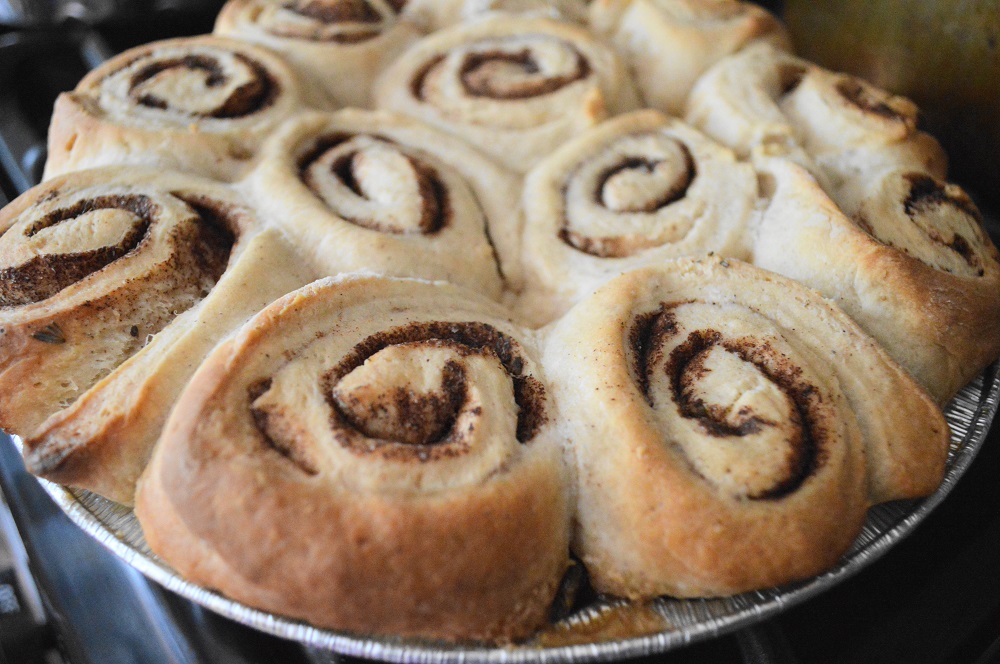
[299,133,453,234]
[263,0,404,42]
[778,69,917,139]
[413,35,592,127]
[0,189,236,310]
[856,172,995,277]
[324,321,546,450]
[0,195,154,307]
[331,342,469,448]
[560,132,697,257]
[248,320,546,487]
[631,303,827,500]
[458,47,589,99]
[834,77,909,122]
[100,47,279,122]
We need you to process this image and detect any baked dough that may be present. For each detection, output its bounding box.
[0,0,991,644]
[686,42,947,201]
[373,14,640,172]
[414,0,589,30]
[45,36,327,182]
[590,0,790,116]
[753,159,1000,404]
[0,167,314,503]
[135,275,571,642]
[542,256,949,598]
[239,109,515,297]
[518,109,757,324]
[214,0,423,108]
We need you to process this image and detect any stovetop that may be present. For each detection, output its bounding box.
[0,6,999,664]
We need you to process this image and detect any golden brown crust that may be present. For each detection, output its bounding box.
[0,167,315,504]
[44,36,326,182]
[0,168,235,436]
[541,257,949,598]
[0,0,986,642]
[753,159,1000,405]
[135,276,571,642]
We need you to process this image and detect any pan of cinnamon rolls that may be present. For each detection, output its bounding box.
[2,0,999,659]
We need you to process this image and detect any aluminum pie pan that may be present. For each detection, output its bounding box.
[25,362,1000,663]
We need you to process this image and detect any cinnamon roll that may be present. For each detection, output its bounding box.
[519,110,757,324]
[543,256,949,599]
[242,109,514,296]
[590,0,790,116]
[414,0,589,30]
[0,167,314,503]
[685,43,947,200]
[45,36,326,182]
[135,275,571,642]
[214,0,423,108]
[753,159,1000,404]
[372,14,641,173]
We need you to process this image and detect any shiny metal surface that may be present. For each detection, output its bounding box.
[24,364,1000,663]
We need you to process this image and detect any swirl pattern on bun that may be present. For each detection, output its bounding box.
[542,257,949,598]
[685,42,947,200]
[0,167,314,503]
[135,275,571,642]
[45,36,326,182]
[753,159,1000,404]
[214,0,423,107]
[1,0,994,646]
[519,110,757,323]
[242,109,515,297]
[415,0,590,30]
[373,14,640,172]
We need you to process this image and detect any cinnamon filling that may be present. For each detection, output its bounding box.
[127,53,278,118]
[778,64,807,96]
[268,0,395,42]
[904,172,982,221]
[0,195,155,307]
[249,378,321,475]
[835,78,905,120]
[630,305,824,500]
[300,133,451,234]
[332,354,468,447]
[901,173,986,275]
[323,321,546,454]
[593,155,694,214]
[287,0,381,24]
[668,331,781,440]
[560,138,697,258]
[0,191,233,309]
[629,304,676,404]
[459,48,590,99]
[411,55,445,101]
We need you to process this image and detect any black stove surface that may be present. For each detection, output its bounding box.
[1,7,999,664]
